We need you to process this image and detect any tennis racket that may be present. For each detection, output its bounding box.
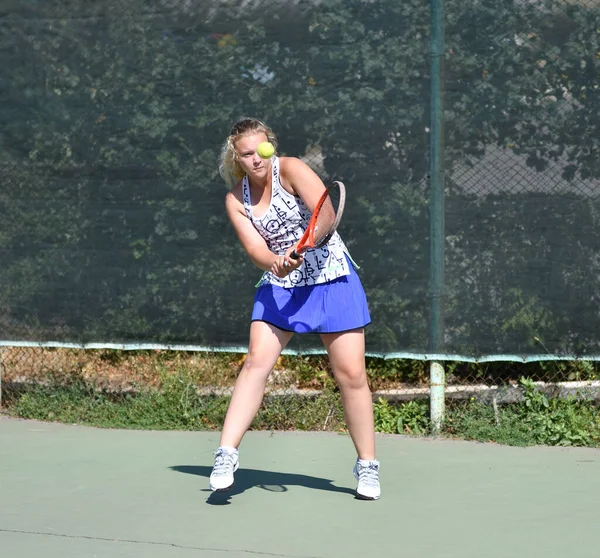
[289,181,346,260]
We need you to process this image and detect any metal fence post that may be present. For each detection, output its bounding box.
[429,0,446,432]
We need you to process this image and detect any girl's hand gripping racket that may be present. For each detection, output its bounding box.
[290,181,346,260]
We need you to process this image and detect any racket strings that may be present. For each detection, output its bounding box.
[313,195,337,244]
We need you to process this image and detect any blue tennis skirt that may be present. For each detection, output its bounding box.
[251,265,371,334]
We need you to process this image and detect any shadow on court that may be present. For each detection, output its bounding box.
[170,465,356,505]
[2,416,600,558]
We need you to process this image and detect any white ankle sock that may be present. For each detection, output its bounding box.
[220,445,238,454]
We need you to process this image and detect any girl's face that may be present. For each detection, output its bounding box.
[234,132,270,182]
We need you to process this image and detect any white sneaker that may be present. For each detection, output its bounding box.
[209,447,239,492]
[353,458,381,500]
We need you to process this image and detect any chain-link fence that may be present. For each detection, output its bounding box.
[1,0,600,436]
[442,0,600,417]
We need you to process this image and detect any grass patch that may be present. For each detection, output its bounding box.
[2,370,347,433]
[5,373,599,447]
[7,376,231,431]
[2,348,600,447]
[442,379,600,447]
[444,401,541,447]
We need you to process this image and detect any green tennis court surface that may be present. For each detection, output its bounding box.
[1,416,599,558]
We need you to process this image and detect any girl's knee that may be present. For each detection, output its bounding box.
[334,366,368,390]
[240,350,276,379]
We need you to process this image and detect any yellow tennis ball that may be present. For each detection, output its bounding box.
[257,141,275,159]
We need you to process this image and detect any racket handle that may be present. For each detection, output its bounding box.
[290,249,301,260]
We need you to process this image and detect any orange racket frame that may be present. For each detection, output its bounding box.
[290,181,346,260]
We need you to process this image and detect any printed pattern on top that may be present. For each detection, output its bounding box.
[242,157,351,288]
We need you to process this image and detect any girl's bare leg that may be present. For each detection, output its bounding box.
[320,328,376,460]
[219,321,293,448]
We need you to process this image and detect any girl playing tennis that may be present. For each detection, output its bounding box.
[209,117,381,500]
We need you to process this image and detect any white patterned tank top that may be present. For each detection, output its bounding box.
[242,157,352,288]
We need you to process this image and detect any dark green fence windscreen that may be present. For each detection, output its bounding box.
[1,0,599,358]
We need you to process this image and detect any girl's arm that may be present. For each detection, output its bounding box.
[225,190,302,277]
[280,157,327,212]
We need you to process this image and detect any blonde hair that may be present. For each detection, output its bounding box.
[219,117,278,189]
